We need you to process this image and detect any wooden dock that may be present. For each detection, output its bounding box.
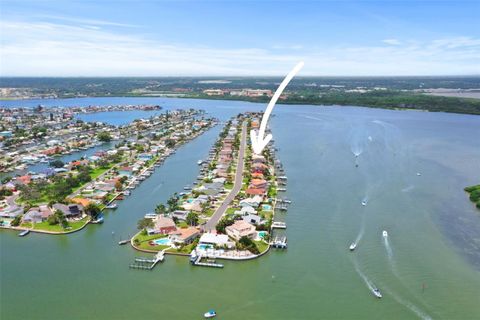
[192,253,224,268]
[271,236,288,249]
[272,221,287,229]
[129,250,165,270]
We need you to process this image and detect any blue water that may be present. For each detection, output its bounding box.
[1,96,480,319]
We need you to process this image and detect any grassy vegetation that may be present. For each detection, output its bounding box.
[166,243,196,254]
[132,232,169,251]
[254,240,269,254]
[465,185,480,209]
[33,217,89,233]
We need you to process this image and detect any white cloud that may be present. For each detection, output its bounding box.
[0,19,479,76]
[382,39,402,46]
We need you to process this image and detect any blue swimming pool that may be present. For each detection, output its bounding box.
[197,244,213,250]
[262,204,272,210]
[153,238,171,246]
[257,231,268,239]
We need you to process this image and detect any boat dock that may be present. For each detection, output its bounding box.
[129,250,165,270]
[272,221,287,229]
[271,236,288,249]
[191,253,224,268]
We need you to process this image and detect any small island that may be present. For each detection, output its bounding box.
[465,185,480,209]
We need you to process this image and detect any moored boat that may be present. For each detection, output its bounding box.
[18,230,30,237]
[118,239,130,245]
[106,203,118,209]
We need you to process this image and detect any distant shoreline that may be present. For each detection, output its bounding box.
[2,92,480,116]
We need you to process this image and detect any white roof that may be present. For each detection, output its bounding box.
[199,233,229,245]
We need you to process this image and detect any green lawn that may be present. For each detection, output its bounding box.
[166,243,196,254]
[226,207,237,215]
[90,166,112,180]
[33,217,89,233]
[254,240,269,254]
[132,232,169,251]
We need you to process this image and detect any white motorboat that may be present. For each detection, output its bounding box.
[349,242,357,251]
[382,230,388,238]
[372,287,382,298]
[105,203,118,209]
[197,160,203,165]
[416,172,422,176]
[204,310,216,318]
[361,200,367,206]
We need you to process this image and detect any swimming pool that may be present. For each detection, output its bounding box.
[197,244,213,250]
[153,238,171,246]
[262,204,272,210]
[257,231,268,239]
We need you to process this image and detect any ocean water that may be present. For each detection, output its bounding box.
[1,97,480,319]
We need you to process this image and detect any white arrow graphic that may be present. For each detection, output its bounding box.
[251,61,304,155]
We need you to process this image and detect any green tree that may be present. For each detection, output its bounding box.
[49,159,65,168]
[97,131,112,142]
[137,218,154,230]
[155,204,166,215]
[85,203,102,219]
[186,211,199,226]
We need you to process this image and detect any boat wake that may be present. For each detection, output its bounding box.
[401,185,415,193]
[353,260,376,293]
[382,286,433,320]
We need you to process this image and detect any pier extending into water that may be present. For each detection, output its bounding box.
[272,221,287,229]
[129,250,165,270]
[191,253,224,268]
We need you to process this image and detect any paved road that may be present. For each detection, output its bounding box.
[204,121,247,232]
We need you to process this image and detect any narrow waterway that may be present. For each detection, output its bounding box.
[1,97,480,319]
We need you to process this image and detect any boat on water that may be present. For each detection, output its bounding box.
[183,185,192,190]
[197,160,203,165]
[204,310,216,318]
[349,242,357,251]
[18,230,30,237]
[382,230,388,238]
[417,172,422,176]
[361,200,367,206]
[372,287,383,298]
[105,203,118,209]
[144,213,157,219]
[92,215,104,224]
[118,239,130,245]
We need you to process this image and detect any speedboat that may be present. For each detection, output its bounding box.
[349,242,357,251]
[204,310,216,318]
[382,230,388,238]
[416,172,422,176]
[372,287,382,298]
[197,160,203,165]
[361,200,367,206]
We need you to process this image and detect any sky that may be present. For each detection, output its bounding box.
[0,0,479,76]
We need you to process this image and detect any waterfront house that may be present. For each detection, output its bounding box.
[199,233,233,248]
[52,203,84,218]
[226,220,257,241]
[245,187,266,196]
[169,227,200,244]
[250,179,268,189]
[242,213,264,225]
[151,216,177,235]
[23,205,53,223]
[171,210,189,221]
[239,195,263,208]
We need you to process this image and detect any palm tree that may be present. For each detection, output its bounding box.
[155,204,166,215]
